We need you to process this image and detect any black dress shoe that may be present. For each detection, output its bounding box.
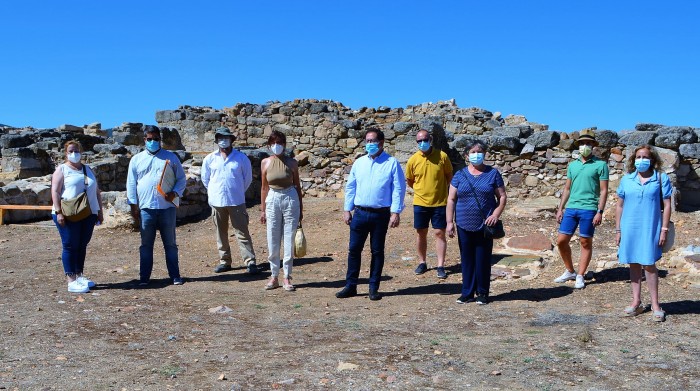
[368,289,382,301]
[335,286,357,299]
[214,264,233,273]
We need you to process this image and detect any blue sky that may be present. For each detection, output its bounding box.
[2,1,699,133]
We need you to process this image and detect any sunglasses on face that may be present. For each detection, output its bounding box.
[145,137,161,142]
[365,139,379,144]
[416,139,430,143]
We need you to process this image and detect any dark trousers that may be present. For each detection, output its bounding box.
[345,208,390,290]
[53,214,97,276]
[456,226,494,298]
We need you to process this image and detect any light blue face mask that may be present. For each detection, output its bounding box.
[418,141,431,152]
[635,158,651,172]
[469,152,484,165]
[146,140,161,153]
[365,142,379,156]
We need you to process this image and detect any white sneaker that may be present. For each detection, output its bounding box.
[77,276,96,288]
[554,270,577,283]
[574,275,585,289]
[68,280,90,293]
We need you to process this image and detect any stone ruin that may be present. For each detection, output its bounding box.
[2,99,700,227]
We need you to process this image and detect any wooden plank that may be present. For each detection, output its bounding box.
[0,205,53,210]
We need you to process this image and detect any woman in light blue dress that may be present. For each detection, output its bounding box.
[615,145,672,322]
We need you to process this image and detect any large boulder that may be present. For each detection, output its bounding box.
[654,126,698,149]
[526,131,560,149]
[488,133,521,152]
[618,131,656,147]
[0,134,34,149]
[679,143,700,159]
[595,130,619,148]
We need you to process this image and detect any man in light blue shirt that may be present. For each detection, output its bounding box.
[337,128,406,301]
[201,127,259,275]
[127,125,187,286]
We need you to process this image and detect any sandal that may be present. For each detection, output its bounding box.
[265,278,279,290]
[283,278,295,292]
[652,309,666,322]
[622,303,645,317]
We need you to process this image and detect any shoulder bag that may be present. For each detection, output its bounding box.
[61,165,93,222]
[293,222,307,258]
[464,169,505,239]
[658,172,675,253]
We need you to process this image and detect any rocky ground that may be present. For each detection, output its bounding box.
[1,197,699,390]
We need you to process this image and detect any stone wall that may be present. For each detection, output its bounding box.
[2,99,700,224]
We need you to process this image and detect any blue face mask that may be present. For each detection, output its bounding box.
[469,152,484,165]
[418,141,431,152]
[635,158,651,172]
[146,140,161,153]
[365,142,379,156]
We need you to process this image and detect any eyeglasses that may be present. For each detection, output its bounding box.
[365,139,379,144]
[145,138,161,142]
[416,139,430,143]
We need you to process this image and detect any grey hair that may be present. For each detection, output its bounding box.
[462,139,488,154]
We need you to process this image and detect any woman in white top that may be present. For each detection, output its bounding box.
[51,140,103,293]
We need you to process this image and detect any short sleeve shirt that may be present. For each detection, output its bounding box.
[451,166,504,231]
[405,149,453,207]
[566,156,609,210]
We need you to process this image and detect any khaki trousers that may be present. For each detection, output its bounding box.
[212,205,256,266]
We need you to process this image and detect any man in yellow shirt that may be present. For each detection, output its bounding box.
[406,129,454,279]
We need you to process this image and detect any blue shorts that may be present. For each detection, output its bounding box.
[559,208,597,238]
[413,205,447,230]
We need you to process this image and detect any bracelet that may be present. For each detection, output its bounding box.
[661,227,669,231]
[615,229,621,233]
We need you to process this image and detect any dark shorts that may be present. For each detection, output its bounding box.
[558,208,597,238]
[413,205,447,230]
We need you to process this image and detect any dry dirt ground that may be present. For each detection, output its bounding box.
[1,197,699,391]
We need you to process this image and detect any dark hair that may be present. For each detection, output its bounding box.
[462,139,488,154]
[143,125,160,137]
[267,130,286,145]
[365,127,384,141]
[626,144,662,173]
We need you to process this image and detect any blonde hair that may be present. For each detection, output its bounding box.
[626,144,662,173]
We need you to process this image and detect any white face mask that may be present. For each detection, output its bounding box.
[579,144,592,157]
[67,152,81,164]
[217,138,231,149]
[270,144,284,155]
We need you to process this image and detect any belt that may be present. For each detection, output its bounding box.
[355,206,390,213]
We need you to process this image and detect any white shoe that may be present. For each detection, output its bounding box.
[77,276,96,288]
[68,280,90,293]
[554,270,577,283]
[574,275,585,289]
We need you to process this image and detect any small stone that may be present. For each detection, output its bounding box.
[337,362,359,371]
[209,305,234,314]
[491,370,501,376]
[218,373,227,381]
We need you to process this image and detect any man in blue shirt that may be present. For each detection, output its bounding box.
[127,125,187,286]
[201,127,259,275]
[337,128,406,301]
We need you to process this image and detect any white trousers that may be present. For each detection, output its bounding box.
[265,187,300,278]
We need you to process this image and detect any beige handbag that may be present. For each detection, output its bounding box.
[61,165,92,222]
[294,223,307,258]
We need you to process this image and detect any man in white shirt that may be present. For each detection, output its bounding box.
[201,127,259,274]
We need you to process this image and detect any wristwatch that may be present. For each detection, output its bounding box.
[597,209,604,214]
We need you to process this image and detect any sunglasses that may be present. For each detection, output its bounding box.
[145,137,161,142]
[416,139,430,143]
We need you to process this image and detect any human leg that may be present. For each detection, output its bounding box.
[457,226,477,299]
[629,263,643,307]
[431,206,448,269]
[75,214,97,275]
[212,206,232,265]
[159,207,181,280]
[413,205,430,273]
[228,204,257,266]
[474,232,494,301]
[644,264,661,312]
[345,209,370,287]
[576,209,597,277]
[53,214,79,283]
[139,209,157,283]
[415,228,429,265]
[281,190,300,290]
[368,210,390,292]
[578,237,593,275]
[266,191,283,278]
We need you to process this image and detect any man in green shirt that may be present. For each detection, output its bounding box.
[554,130,609,289]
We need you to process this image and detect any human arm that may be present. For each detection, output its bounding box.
[343,164,357,225]
[291,158,303,222]
[167,157,187,203]
[200,155,211,189]
[50,166,66,226]
[615,195,624,246]
[446,184,458,238]
[405,159,414,189]
[592,180,609,226]
[556,179,572,223]
[486,186,507,226]
[95,187,104,225]
[242,154,253,191]
[389,161,406,228]
[260,158,269,224]
[659,174,673,247]
[126,158,141,224]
